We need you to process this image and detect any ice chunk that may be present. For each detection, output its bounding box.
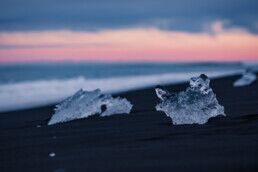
[233,69,257,87]
[48,89,133,125]
[155,85,172,101]
[155,74,225,125]
[49,152,56,157]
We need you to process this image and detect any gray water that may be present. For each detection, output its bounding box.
[0,62,243,84]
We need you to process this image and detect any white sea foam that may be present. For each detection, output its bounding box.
[0,70,242,112]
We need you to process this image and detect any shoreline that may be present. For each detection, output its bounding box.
[1,74,258,171]
[0,69,244,113]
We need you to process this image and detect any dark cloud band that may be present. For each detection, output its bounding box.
[1,0,258,32]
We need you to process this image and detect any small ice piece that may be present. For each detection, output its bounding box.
[155,85,172,101]
[48,89,133,125]
[155,74,225,125]
[49,152,56,157]
[233,69,257,87]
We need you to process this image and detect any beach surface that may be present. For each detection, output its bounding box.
[1,74,258,172]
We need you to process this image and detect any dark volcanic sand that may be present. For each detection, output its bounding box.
[1,75,258,172]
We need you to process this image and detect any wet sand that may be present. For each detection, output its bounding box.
[1,74,258,172]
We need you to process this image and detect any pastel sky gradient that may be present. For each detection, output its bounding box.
[0,0,258,62]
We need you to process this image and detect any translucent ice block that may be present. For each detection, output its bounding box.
[48,89,133,125]
[233,70,257,87]
[155,74,225,125]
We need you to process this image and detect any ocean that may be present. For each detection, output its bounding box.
[0,62,253,112]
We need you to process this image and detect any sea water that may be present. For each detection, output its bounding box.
[0,62,252,112]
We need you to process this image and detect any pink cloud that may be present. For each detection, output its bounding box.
[0,26,258,62]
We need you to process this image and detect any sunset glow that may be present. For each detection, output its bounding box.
[1,23,258,62]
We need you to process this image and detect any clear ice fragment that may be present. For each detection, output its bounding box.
[155,85,172,101]
[48,89,133,125]
[155,74,225,125]
[49,152,56,157]
[233,69,257,87]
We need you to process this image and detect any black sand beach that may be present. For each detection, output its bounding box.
[1,74,258,172]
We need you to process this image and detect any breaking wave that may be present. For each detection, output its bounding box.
[0,70,242,112]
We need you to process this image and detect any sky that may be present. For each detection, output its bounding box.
[0,0,258,62]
